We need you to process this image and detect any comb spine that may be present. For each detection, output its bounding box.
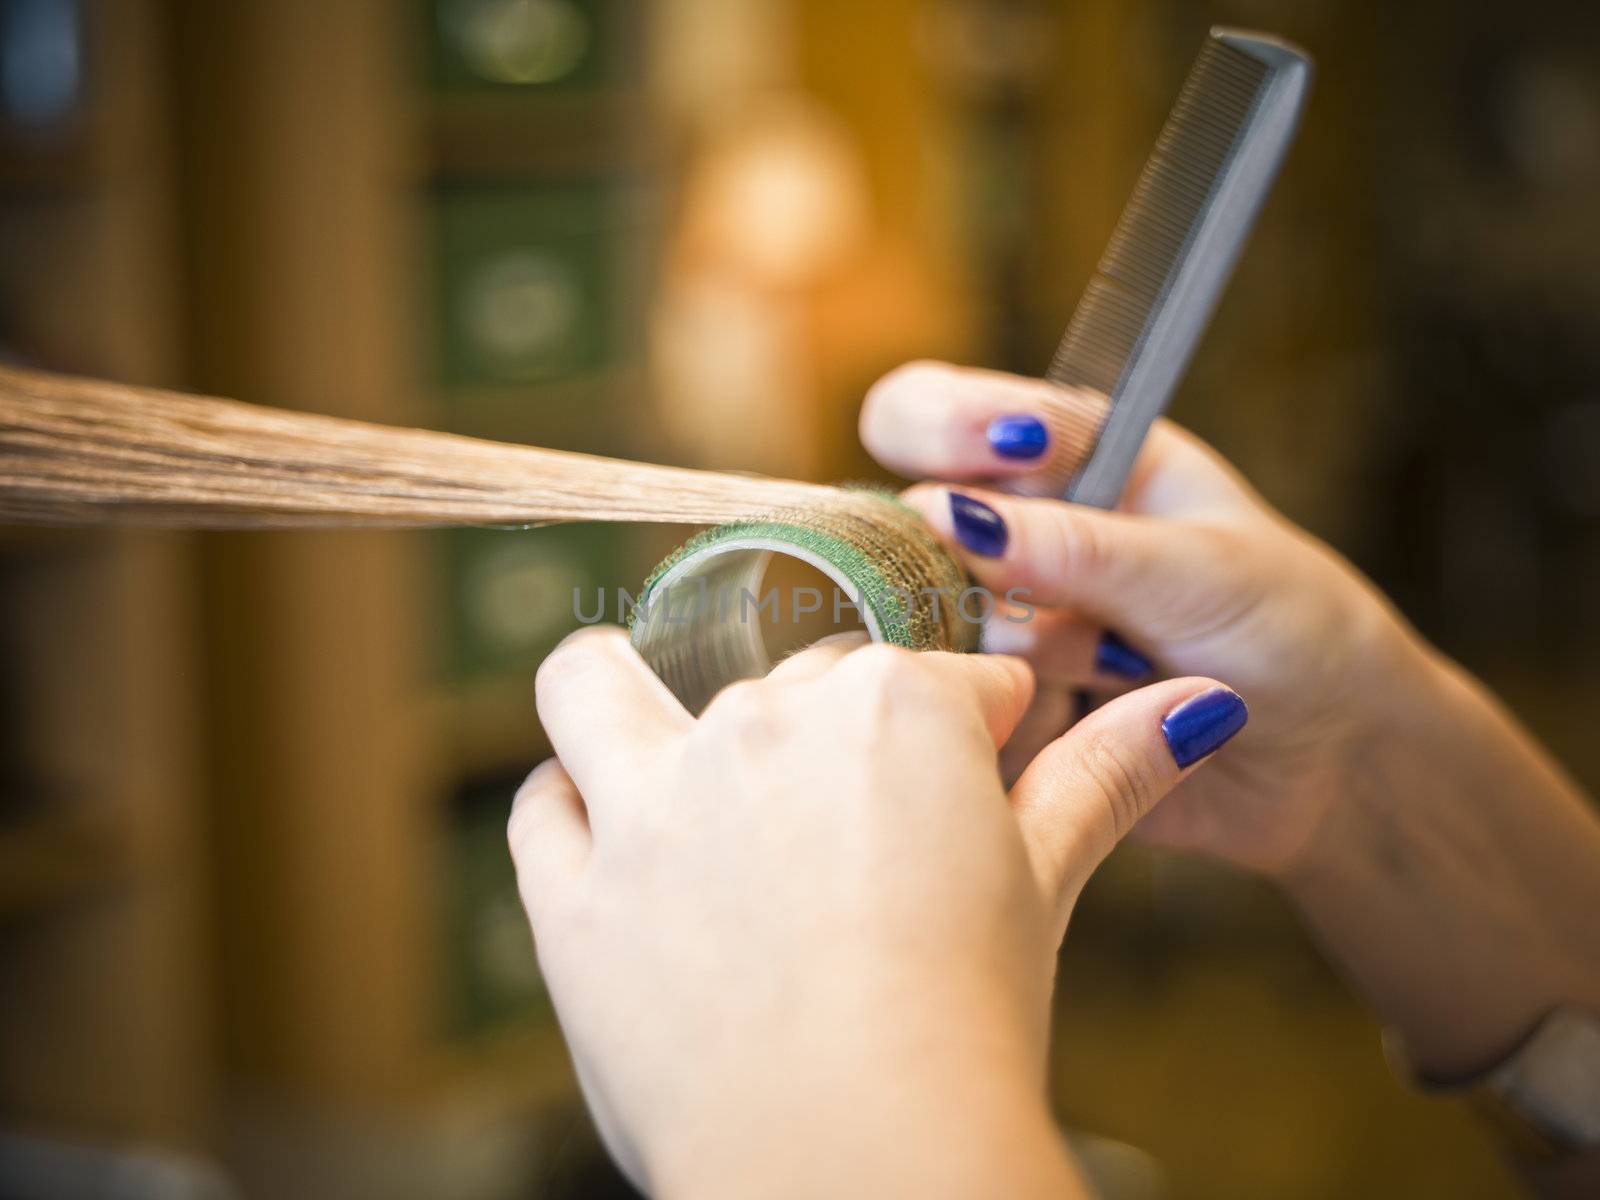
[1067,32,1309,508]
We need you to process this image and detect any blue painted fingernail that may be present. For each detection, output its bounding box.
[1096,631,1153,679]
[987,414,1050,460]
[948,492,1008,557]
[1161,687,1248,768]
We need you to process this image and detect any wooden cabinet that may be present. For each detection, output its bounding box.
[0,0,211,1151]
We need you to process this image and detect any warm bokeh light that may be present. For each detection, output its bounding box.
[680,99,870,289]
[3,2,1598,1198]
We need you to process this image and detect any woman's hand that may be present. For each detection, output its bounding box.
[861,359,1426,877]
[862,359,1600,1081]
[510,626,1245,1198]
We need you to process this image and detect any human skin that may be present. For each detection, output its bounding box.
[507,357,1600,1195]
[510,626,1246,1197]
[860,359,1600,1081]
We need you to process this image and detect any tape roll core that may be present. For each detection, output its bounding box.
[630,493,978,713]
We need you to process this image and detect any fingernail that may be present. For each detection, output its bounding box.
[1161,687,1248,768]
[948,492,1008,558]
[987,414,1050,460]
[1095,631,1152,679]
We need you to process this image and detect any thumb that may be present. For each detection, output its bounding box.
[902,648,1037,748]
[1011,677,1247,912]
[826,644,1036,747]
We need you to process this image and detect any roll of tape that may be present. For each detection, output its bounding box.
[630,492,978,712]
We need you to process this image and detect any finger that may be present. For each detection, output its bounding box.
[903,484,1231,638]
[1011,677,1247,908]
[860,360,1103,483]
[983,609,1155,687]
[998,683,1075,786]
[535,626,691,804]
[862,648,1036,747]
[508,758,591,924]
[863,361,1261,517]
[766,630,872,684]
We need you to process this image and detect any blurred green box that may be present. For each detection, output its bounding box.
[439,523,628,682]
[422,0,628,92]
[432,180,629,387]
[444,769,551,1037]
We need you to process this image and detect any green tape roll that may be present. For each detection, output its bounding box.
[630,491,978,713]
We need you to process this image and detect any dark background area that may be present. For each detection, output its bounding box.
[2,1,1598,1197]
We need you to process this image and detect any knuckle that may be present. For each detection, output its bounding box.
[537,625,623,684]
[506,801,536,853]
[702,677,762,712]
[506,761,562,850]
[1076,732,1158,842]
[698,679,780,742]
[1037,510,1109,581]
[841,644,945,724]
[844,643,919,688]
[1189,522,1239,561]
[532,650,568,693]
[557,623,626,654]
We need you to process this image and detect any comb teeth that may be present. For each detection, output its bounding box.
[1016,30,1311,504]
[1050,41,1267,398]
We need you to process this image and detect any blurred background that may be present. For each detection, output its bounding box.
[2,1,1598,1196]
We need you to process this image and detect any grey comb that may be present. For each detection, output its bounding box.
[1018,28,1312,506]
